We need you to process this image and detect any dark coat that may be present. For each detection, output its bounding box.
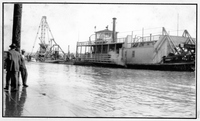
[6,49,22,72]
[20,55,26,69]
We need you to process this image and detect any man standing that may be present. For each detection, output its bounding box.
[4,43,21,91]
[20,49,28,87]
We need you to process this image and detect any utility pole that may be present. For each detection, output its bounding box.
[12,3,22,51]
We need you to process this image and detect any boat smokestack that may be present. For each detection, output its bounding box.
[112,17,116,42]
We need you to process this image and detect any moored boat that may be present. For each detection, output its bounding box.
[74,18,195,71]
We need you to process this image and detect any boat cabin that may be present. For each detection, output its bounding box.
[75,18,195,66]
[95,29,118,43]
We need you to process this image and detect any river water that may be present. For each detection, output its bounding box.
[3,62,196,117]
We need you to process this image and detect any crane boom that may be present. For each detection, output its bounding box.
[32,16,66,62]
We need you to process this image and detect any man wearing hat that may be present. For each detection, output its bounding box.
[4,43,21,91]
[20,49,28,87]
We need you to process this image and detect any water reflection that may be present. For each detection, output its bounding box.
[84,67,196,117]
[3,63,195,117]
[4,87,27,117]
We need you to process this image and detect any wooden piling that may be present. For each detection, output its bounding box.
[12,4,22,51]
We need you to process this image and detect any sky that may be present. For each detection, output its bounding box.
[3,3,196,53]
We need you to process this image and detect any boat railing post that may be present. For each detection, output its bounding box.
[107,44,109,53]
[84,46,86,60]
[142,28,144,42]
[101,44,103,62]
[68,45,70,58]
[95,45,97,62]
[76,42,78,59]
[80,45,82,60]
[131,31,133,43]
[90,46,92,61]
[115,44,116,52]
[150,34,152,41]
[162,27,165,35]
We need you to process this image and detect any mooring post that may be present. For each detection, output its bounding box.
[12,3,22,51]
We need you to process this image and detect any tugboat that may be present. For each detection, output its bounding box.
[74,18,195,71]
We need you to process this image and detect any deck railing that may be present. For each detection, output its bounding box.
[132,35,161,43]
[77,35,161,46]
[77,37,126,46]
[79,53,111,63]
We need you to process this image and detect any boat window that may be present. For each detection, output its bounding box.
[105,33,112,38]
[97,32,112,40]
[96,33,101,40]
[132,51,135,57]
[99,33,105,39]
[152,41,157,45]
[139,43,144,47]
[132,43,138,47]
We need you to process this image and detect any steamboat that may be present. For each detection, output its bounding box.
[74,18,195,71]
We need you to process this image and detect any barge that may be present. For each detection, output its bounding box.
[74,18,195,71]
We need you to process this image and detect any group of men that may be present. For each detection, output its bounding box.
[4,43,28,92]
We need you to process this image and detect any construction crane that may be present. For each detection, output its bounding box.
[31,16,66,62]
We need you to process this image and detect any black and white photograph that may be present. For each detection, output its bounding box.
[1,0,198,119]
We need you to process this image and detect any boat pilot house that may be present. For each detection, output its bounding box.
[75,18,195,71]
[94,29,122,54]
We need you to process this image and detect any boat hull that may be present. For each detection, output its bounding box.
[74,61,195,72]
[126,62,195,72]
[74,61,125,68]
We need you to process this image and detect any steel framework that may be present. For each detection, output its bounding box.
[31,16,66,61]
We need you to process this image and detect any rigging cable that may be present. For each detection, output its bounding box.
[30,20,42,56]
[47,22,66,55]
